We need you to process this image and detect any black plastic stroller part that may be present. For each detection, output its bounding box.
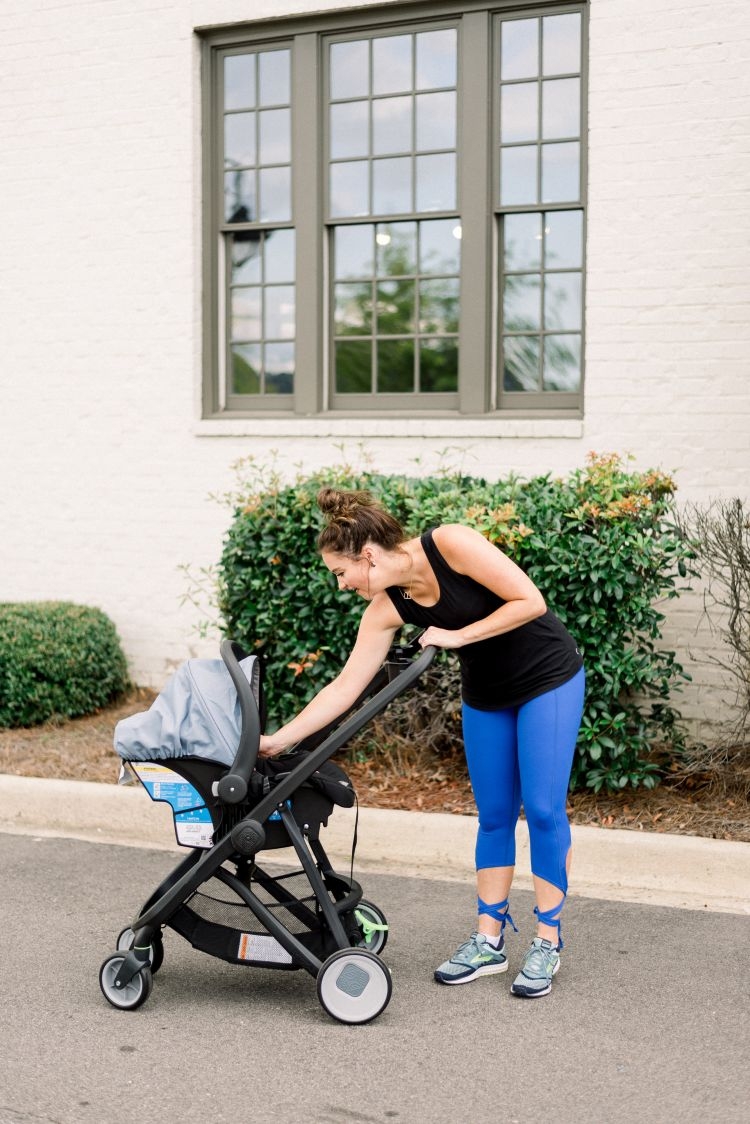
[101,632,435,1023]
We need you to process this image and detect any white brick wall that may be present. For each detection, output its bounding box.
[1,1,748,733]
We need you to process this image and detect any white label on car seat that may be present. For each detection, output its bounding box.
[238,932,293,964]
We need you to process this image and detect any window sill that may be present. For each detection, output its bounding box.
[193,416,584,439]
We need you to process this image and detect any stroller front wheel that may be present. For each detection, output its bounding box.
[351,900,389,956]
[99,954,154,1011]
[317,949,392,1025]
[116,926,164,975]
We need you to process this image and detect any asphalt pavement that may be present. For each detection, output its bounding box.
[1,776,749,1124]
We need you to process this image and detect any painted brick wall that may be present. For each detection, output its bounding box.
[1,0,748,733]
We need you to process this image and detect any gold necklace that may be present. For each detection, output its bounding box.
[400,558,414,599]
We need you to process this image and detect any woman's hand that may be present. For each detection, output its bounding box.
[418,626,467,651]
[258,733,288,758]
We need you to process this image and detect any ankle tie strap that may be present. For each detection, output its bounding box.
[534,897,566,950]
[478,897,518,933]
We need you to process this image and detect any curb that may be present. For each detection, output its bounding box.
[1,773,748,915]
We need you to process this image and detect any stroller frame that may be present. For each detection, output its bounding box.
[100,634,435,1024]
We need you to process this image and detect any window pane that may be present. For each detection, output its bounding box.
[377,339,415,392]
[420,219,461,274]
[501,19,539,81]
[544,272,581,331]
[503,274,541,331]
[336,340,372,391]
[225,170,256,223]
[500,146,537,206]
[335,224,374,278]
[331,40,369,99]
[264,342,294,393]
[231,235,262,283]
[416,152,455,211]
[416,28,457,90]
[334,282,372,335]
[376,222,417,275]
[232,287,261,339]
[500,83,538,144]
[264,285,295,339]
[376,279,415,335]
[420,338,458,391]
[264,228,295,283]
[503,335,540,390]
[330,161,369,217]
[372,157,411,214]
[542,78,580,140]
[225,54,255,111]
[419,277,459,333]
[544,210,583,269]
[259,49,290,105]
[504,212,542,271]
[542,13,581,76]
[543,334,580,390]
[373,34,412,95]
[416,91,456,152]
[259,108,290,164]
[259,166,291,222]
[225,113,256,168]
[541,142,580,202]
[330,101,369,159]
[372,96,413,155]
[232,344,261,393]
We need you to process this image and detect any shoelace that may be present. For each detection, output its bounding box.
[522,942,556,978]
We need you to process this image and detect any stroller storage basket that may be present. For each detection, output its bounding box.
[100,633,435,1025]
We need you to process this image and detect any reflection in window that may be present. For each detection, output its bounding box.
[328,28,458,219]
[332,219,461,395]
[229,229,296,396]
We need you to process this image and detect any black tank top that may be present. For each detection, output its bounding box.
[385,529,583,710]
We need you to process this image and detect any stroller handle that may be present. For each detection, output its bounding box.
[217,638,262,803]
[218,635,437,804]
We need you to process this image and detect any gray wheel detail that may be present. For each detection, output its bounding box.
[317,949,392,1024]
[352,900,389,955]
[115,927,164,974]
[99,954,153,1011]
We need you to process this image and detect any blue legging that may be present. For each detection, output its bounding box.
[462,667,585,898]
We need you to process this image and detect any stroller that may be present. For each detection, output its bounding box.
[99,633,435,1024]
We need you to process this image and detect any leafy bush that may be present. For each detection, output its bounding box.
[0,602,129,727]
[216,453,695,792]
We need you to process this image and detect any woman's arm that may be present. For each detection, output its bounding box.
[259,594,403,756]
[419,523,546,651]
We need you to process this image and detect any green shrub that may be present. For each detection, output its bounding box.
[216,453,695,792]
[0,602,129,727]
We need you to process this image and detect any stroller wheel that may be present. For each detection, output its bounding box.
[99,954,153,1011]
[317,949,392,1025]
[352,901,389,956]
[116,927,165,975]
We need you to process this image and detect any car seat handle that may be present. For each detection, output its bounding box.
[217,638,262,803]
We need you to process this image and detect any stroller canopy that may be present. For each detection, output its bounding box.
[115,655,260,768]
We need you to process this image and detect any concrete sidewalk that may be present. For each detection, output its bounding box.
[1,772,748,914]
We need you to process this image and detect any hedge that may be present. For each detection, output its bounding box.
[216,453,695,792]
[0,602,129,727]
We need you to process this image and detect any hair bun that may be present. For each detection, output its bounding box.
[317,487,375,521]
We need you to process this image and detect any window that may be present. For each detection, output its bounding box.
[202,3,587,418]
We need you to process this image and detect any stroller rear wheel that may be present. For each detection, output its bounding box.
[351,900,389,956]
[317,949,392,1025]
[99,954,153,1011]
[116,927,164,975]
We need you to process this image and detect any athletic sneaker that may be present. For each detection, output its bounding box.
[434,932,508,985]
[510,937,561,998]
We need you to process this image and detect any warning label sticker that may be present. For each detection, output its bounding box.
[238,932,293,964]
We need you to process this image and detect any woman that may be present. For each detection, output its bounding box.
[259,487,585,999]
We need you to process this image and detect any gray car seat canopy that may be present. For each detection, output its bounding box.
[114,656,260,767]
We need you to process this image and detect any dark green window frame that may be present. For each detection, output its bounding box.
[200,1,587,419]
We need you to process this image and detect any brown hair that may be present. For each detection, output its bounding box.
[316,488,405,557]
